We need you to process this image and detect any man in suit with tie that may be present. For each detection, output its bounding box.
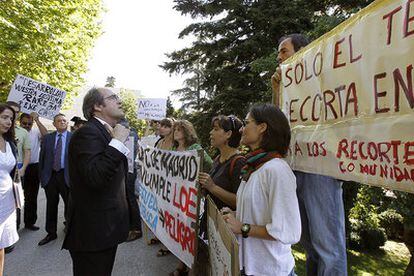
[63,87,130,276]
[38,113,72,246]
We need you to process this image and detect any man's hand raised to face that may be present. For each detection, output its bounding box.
[112,124,130,143]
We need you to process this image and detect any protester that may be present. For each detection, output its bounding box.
[0,104,19,275]
[19,112,47,231]
[170,119,213,276]
[152,117,175,256]
[38,113,71,246]
[272,33,347,275]
[173,120,213,171]
[223,103,301,276]
[198,115,245,226]
[63,87,130,276]
[154,118,174,149]
[120,118,142,242]
[5,101,30,251]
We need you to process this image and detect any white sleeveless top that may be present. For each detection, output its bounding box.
[0,141,17,218]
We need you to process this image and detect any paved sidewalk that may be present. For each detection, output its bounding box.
[4,191,177,276]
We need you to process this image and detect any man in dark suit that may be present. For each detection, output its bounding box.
[63,87,130,276]
[38,113,72,246]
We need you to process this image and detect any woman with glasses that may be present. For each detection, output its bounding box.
[0,104,19,276]
[223,104,301,276]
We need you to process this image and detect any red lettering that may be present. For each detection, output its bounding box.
[383,6,403,45]
[391,140,402,164]
[404,142,414,165]
[368,142,379,160]
[333,38,346,68]
[284,67,293,88]
[300,96,311,122]
[323,89,338,120]
[404,0,414,37]
[350,140,358,160]
[374,72,389,113]
[304,59,312,81]
[334,85,346,117]
[289,99,299,123]
[345,82,358,116]
[349,34,362,63]
[295,142,303,156]
[313,52,323,76]
[378,142,392,163]
[295,63,304,84]
[393,65,414,111]
[339,161,346,173]
[320,142,327,156]
[312,94,322,121]
[337,139,349,159]
[358,141,368,160]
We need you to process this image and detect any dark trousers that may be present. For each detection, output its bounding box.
[69,246,118,276]
[126,173,141,231]
[23,163,40,226]
[44,170,69,235]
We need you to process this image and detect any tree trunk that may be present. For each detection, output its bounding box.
[404,226,414,276]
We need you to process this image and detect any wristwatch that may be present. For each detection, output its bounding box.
[241,223,251,238]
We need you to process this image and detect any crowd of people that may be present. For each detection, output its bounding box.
[0,33,348,276]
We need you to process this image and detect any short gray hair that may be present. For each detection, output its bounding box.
[83,87,105,120]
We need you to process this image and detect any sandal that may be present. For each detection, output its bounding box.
[156,248,170,257]
[168,268,189,276]
[148,238,160,245]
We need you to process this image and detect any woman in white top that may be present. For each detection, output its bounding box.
[223,103,301,276]
[0,104,19,276]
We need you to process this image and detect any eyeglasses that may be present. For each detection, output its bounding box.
[104,94,120,101]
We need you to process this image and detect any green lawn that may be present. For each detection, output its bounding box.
[292,241,410,275]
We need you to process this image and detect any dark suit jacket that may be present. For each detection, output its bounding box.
[39,131,71,187]
[62,118,129,252]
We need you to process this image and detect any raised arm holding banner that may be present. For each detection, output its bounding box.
[280,0,414,193]
[7,74,67,120]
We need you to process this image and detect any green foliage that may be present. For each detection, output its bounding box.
[119,89,146,137]
[349,186,387,250]
[105,76,116,88]
[163,0,374,146]
[379,209,404,240]
[0,0,103,106]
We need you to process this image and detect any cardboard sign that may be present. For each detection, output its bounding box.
[280,0,414,193]
[136,144,201,267]
[137,98,167,120]
[7,74,67,120]
[207,197,239,276]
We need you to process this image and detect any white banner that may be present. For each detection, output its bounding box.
[137,98,167,120]
[280,0,414,193]
[136,145,200,267]
[7,74,67,120]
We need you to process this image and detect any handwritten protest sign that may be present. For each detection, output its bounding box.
[207,197,239,276]
[7,75,67,120]
[280,0,414,193]
[137,98,167,120]
[136,144,201,267]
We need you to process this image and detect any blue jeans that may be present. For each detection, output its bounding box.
[295,171,347,276]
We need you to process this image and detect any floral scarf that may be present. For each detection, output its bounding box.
[240,148,282,181]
